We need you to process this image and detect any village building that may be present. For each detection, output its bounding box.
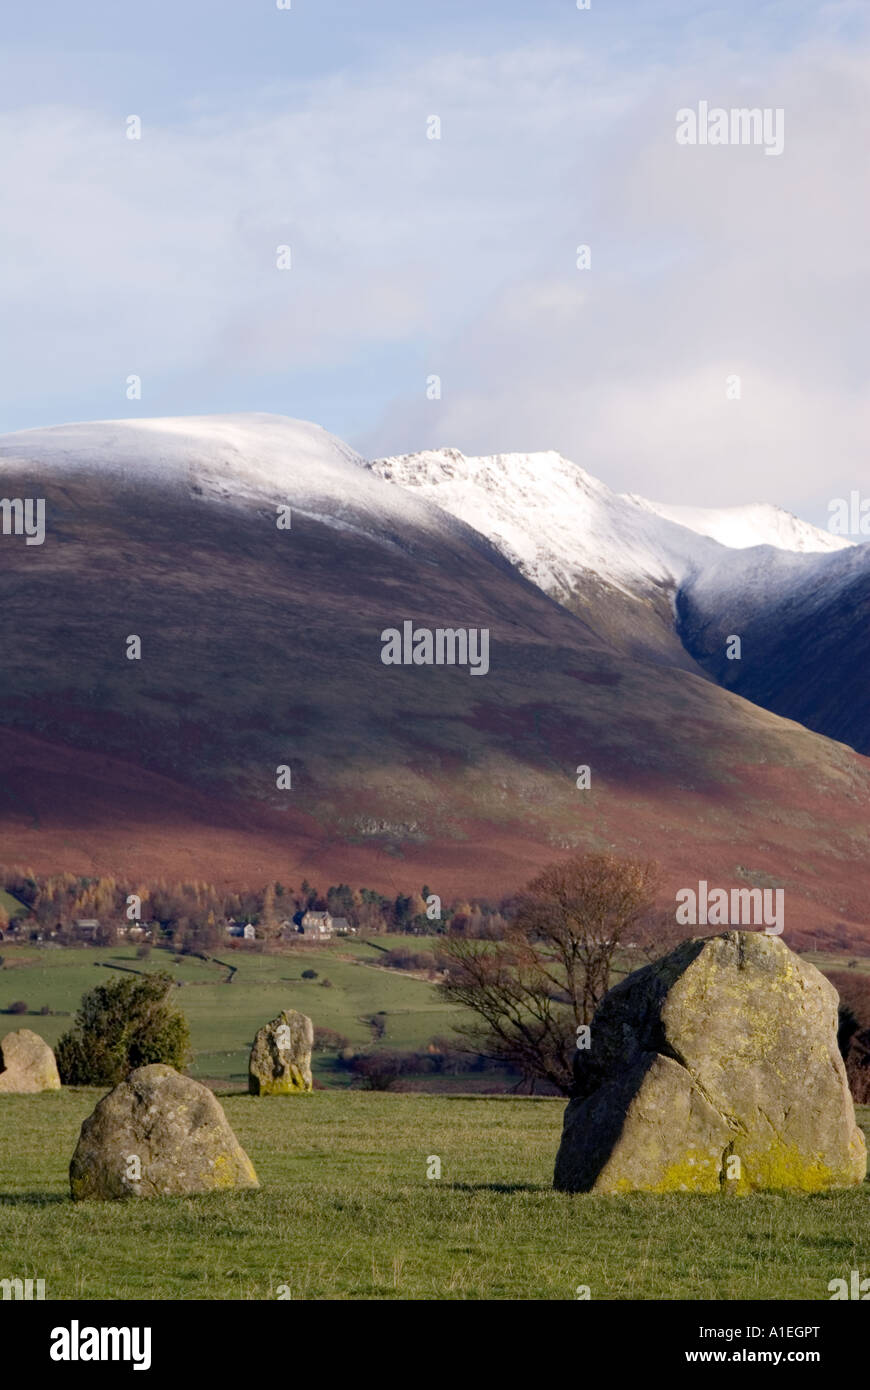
[298,910,335,940]
[278,912,356,942]
[226,919,256,940]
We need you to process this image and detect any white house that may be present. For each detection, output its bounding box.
[227,920,256,940]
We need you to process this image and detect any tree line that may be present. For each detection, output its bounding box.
[0,866,510,948]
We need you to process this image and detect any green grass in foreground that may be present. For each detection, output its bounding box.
[0,1090,867,1300]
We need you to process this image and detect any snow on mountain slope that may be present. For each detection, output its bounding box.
[0,414,498,557]
[371,448,685,599]
[369,438,870,757]
[627,496,850,555]
[0,413,364,493]
[6,415,855,647]
[370,448,851,609]
[369,447,724,603]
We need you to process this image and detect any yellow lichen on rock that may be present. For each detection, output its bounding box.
[249,1011,314,1096]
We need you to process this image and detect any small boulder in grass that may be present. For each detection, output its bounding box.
[69,1064,258,1199]
[0,1028,61,1093]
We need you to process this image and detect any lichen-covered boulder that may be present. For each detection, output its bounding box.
[69,1063,258,1199]
[249,1010,313,1095]
[554,931,867,1194]
[0,1029,61,1093]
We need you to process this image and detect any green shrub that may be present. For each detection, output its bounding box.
[301,969,318,980]
[55,970,190,1085]
[7,1000,27,1015]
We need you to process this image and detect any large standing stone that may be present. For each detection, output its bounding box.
[69,1063,258,1199]
[0,1028,61,1093]
[554,931,867,1194]
[249,1010,313,1095]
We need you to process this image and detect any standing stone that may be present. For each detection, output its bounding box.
[554,931,867,1194]
[0,1029,61,1093]
[249,1010,313,1095]
[69,1063,258,1199]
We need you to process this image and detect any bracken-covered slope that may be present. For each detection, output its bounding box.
[0,413,868,945]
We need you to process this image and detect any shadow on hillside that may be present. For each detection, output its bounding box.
[444,1182,547,1194]
[0,1193,68,1206]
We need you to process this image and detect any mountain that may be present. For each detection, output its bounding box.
[676,541,870,755]
[627,495,850,556]
[1,413,869,945]
[371,449,846,603]
[371,446,870,753]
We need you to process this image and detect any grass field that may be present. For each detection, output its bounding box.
[0,940,467,1085]
[0,941,865,1089]
[1,944,868,1300]
[0,1090,867,1300]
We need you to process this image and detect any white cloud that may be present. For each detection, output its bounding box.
[360,39,870,519]
[1,26,868,522]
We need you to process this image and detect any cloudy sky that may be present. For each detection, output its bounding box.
[2,0,867,523]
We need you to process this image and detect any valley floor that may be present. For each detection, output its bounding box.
[0,1091,867,1300]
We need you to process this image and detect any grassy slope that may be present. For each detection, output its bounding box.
[0,942,467,1084]
[0,1090,867,1301]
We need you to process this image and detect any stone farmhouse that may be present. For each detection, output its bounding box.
[294,910,353,940]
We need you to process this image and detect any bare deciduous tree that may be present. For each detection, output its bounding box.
[438,853,659,1094]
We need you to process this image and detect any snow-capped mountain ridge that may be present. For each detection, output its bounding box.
[3,415,842,588]
[626,494,850,556]
[0,414,497,558]
[0,413,369,507]
[369,445,846,606]
[3,409,870,760]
